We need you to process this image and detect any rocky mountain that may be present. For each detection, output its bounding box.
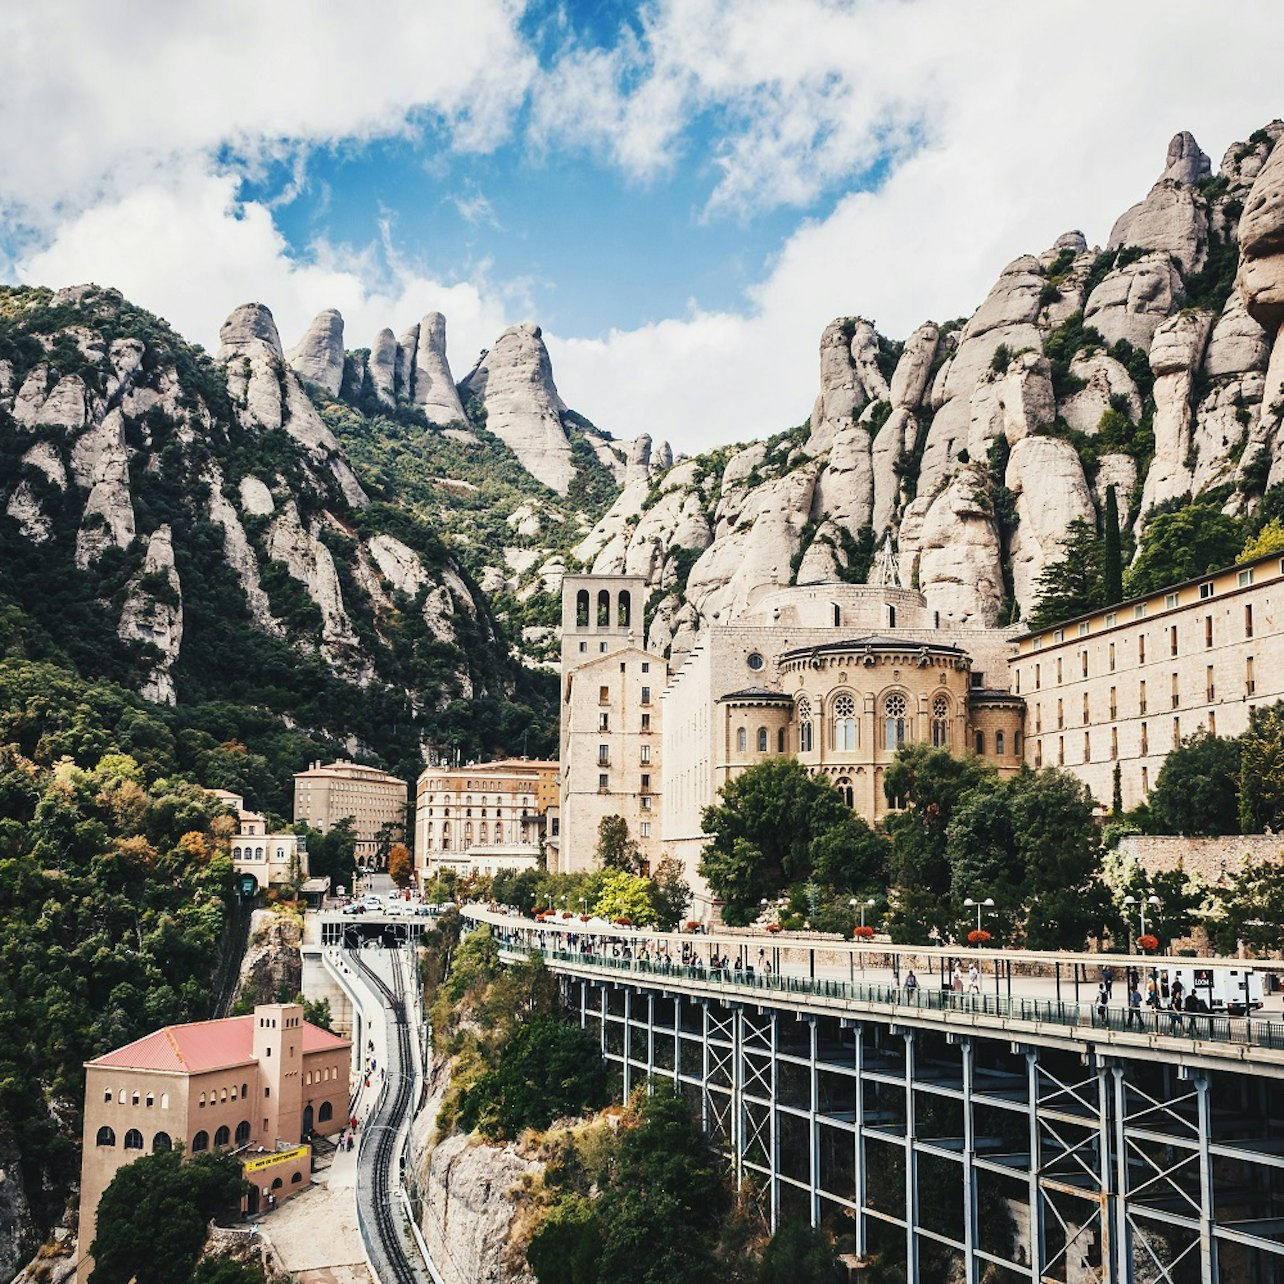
[574,123,1284,661]
[0,285,557,784]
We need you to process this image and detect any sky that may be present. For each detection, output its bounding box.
[2,1,1282,456]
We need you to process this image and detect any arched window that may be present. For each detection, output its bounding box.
[152,1132,172,1152]
[145,1093,154,1108]
[255,847,263,860]
[103,1089,112,1103]
[271,1177,284,1190]
[930,695,949,748]
[442,822,451,851]
[160,1093,169,1110]
[975,730,986,754]
[757,726,768,752]
[618,590,631,628]
[291,1170,303,1184]
[797,698,814,753]
[96,1126,116,1147]
[319,1101,333,1122]
[479,822,488,845]
[236,1121,251,1145]
[576,589,589,628]
[737,727,747,752]
[215,1125,231,1148]
[996,730,1006,755]
[240,1084,247,1100]
[832,694,857,750]
[233,846,242,859]
[464,822,473,847]
[777,728,786,753]
[124,1129,144,1151]
[836,776,855,808]
[597,589,610,627]
[119,1089,127,1104]
[884,693,908,750]
[192,1131,209,1152]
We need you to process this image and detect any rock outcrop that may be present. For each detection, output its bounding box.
[409,312,467,424]
[117,525,184,705]
[1238,133,1284,330]
[1108,130,1211,272]
[368,327,399,408]
[459,324,575,493]
[231,909,303,1010]
[287,308,346,396]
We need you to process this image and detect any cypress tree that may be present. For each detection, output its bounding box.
[1103,485,1123,604]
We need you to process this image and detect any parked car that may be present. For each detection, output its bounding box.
[360,895,384,912]
[342,902,366,916]
[385,900,405,917]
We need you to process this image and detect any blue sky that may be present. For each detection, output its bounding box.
[3,1,1283,452]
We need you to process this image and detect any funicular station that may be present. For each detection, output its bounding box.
[464,906,1284,1284]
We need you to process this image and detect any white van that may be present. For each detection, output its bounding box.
[1166,966,1263,1016]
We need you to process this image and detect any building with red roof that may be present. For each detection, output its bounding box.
[77,1003,351,1282]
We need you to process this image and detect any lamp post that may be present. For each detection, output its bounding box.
[1123,893,1161,947]
[963,896,995,937]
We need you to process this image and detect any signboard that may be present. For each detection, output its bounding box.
[242,1145,309,1174]
[237,874,258,898]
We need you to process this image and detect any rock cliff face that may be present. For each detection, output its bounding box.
[0,285,521,759]
[231,909,303,1009]
[577,122,1284,654]
[459,324,577,494]
[412,1058,539,1284]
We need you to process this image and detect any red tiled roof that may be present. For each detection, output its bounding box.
[89,1017,349,1074]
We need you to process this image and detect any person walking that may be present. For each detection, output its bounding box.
[904,969,920,995]
[1096,982,1110,1027]
[1101,964,1114,1001]
[967,962,980,994]
[951,962,964,994]
[1126,985,1143,1030]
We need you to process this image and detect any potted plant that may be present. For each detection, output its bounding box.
[1137,933,1160,952]
[967,929,993,945]
[852,925,876,939]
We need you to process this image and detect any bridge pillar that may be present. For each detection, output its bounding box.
[808,1015,820,1229]
[1195,1071,1217,1284]
[623,988,633,1098]
[960,1036,978,1284]
[1025,1050,1043,1280]
[853,1021,868,1259]
[904,1029,918,1283]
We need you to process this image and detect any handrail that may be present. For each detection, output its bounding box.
[498,941,1283,1052]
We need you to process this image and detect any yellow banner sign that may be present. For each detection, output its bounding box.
[242,1145,309,1174]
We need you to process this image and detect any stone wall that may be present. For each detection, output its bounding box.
[1116,834,1284,883]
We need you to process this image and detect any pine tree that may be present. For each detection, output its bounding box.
[1103,485,1123,604]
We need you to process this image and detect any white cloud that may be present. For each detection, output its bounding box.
[0,0,535,226]
[7,0,1284,467]
[18,164,511,378]
[544,0,1284,455]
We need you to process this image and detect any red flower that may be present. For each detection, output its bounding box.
[684,920,702,931]
[967,929,992,945]
[1137,933,1160,952]
[852,925,875,939]
[765,923,783,934]
[615,916,632,926]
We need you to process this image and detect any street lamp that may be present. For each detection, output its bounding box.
[963,896,995,936]
[1123,893,1161,943]
[849,896,877,930]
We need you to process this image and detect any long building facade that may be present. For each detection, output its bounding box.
[1012,547,1284,811]
[414,758,559,881]
[293,760,408,868]
[559,551,1284,917]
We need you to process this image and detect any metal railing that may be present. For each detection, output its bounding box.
[507,942,1284,1051]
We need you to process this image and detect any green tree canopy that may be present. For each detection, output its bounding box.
[1213,857,1284,954]
[592,869,660,925]
[1150,730,1242,835]
[1240,702,1284,834]
[596,814,644,875]
[1027,518,1104,630]
[455,1015,608,1141]
[700,758,888,924]
[1124,503,1242,598]
[90,1149,245,1284]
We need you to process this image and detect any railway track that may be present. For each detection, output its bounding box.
[348,947,421,1284]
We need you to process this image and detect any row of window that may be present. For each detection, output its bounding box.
[232,846,291,861]
[104,1088,170,1108]
[1031,659,1257,731]
[1022,609,1257,692]
[574,588,633,629]
[1033,717,1199,768]
[422,821,539,849]
[95,1127,174,1151]
[1031,568,1267,650]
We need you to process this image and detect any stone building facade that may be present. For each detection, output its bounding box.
[210,789,309,891]
[77,1002,349,1282]
[655,583,1021,912]
[558,575,667,873]
[292,760,408,868]
[1011,549,1284,812]
[414,759,559,881]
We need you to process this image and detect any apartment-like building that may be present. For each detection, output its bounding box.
[293,760,408,868]
[414,758,559,880]
[209,789,309,891]
[1011,548,1284,811]
[558,575,668,873]
[77,1003,350,1283]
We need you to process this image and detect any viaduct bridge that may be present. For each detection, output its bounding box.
[462,906,1284,1284]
